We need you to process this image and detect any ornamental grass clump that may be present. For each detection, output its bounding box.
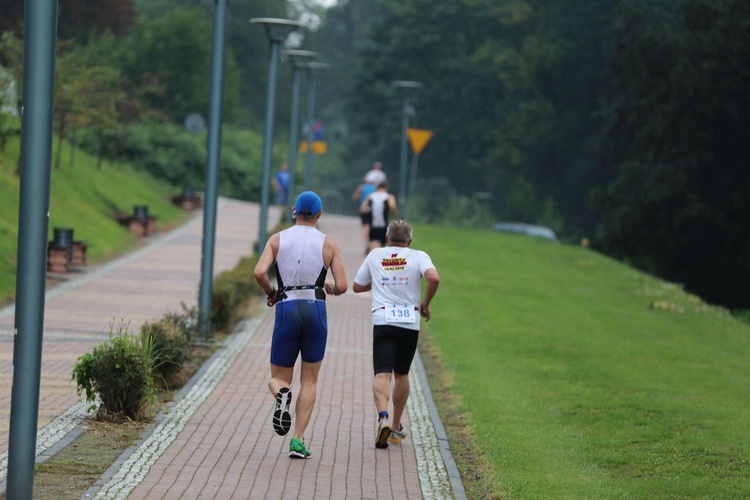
[140,316,188,386]
[72,321,156,420]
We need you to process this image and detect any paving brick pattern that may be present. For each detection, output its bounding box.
[0,200,461,499]
[0,199,266,467]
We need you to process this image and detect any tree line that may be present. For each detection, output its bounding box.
[0,0,299,199]
[312,0,750,310]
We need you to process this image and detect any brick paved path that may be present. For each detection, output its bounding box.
[0,199,464,499]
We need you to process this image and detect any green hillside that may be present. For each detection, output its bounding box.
[416,224,750,498]
[1,136,189,303]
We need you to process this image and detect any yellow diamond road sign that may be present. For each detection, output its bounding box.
[407,128,434,154]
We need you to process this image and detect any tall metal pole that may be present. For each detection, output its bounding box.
[286,66,302,223]
[407,152,420,219]
[258,40,281,254]
[298,62,329,191]
[8,0,57,497]
[303,69,316,191]
[251,18,300,252]
[393,80,422,215]
[398,93,410,211]
[197,0,229,340]
[282,50,317,223]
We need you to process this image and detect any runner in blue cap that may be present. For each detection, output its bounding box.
[254,191,348,459]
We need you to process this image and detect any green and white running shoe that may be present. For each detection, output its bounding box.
[289,437,312,459]
[388,424,408,444]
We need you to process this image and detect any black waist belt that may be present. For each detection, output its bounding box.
[277,285,324,301]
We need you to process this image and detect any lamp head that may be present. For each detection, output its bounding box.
[249,17,302,43]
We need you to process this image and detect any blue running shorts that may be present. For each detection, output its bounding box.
[271,299,328,367]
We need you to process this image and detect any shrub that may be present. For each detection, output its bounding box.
[71,321,155,420]
[211,255,259,331]
[163,303,202,345]
[140,317,188,385]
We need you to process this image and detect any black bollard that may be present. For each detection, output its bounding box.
[133,205,149,222]
[52,227,74,262]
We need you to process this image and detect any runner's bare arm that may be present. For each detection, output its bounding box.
[254,233,280,305]
[359,197,371,214]
[324,237,348,296]
[419,268,440,321]
[352,184,362,201]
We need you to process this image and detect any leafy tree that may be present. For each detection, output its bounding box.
[0,0,25,36]
[58,0,137,42]
[0,0,136,42]
[71,66,125,168]
[117,5,241,124]
[225,0,291,128]
[133,0,293,128]
[596,0,750,308]
[334,0,620,235]
[0,32,22,153]
[0,31,23,102]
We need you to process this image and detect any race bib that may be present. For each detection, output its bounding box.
[385,304,417,324]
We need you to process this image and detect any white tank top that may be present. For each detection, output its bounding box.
[369,191,391,228]
[276,225,328,301]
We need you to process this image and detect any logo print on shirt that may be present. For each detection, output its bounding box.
[381,256,406,271]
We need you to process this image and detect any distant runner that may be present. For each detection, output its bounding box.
[360,181,397,252]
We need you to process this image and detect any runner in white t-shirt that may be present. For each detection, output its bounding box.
[352,220,440,449]
[363,160,387,186]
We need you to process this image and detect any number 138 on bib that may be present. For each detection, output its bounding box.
[385,304,417,324]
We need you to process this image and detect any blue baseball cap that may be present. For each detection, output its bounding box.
[294,191,322,216]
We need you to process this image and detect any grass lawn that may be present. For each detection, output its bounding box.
[414,224,750,498]
[0,136,189,302]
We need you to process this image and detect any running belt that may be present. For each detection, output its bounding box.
[274,264,328,301]
[274,284,326,301]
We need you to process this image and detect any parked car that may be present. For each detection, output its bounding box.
[492,222,558,241]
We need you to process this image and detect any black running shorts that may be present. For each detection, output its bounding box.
[372,325,419,375]
[369,226,387,245]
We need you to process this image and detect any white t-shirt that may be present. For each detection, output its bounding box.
[354,245,436,330]
[364,169,387,186]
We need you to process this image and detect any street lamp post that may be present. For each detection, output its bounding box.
[281,49,317,223]
[392,80,422,215]
[8,1,58,496]
[250,17,301,254]
[299,61,329,191]
[197,0,230,341]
